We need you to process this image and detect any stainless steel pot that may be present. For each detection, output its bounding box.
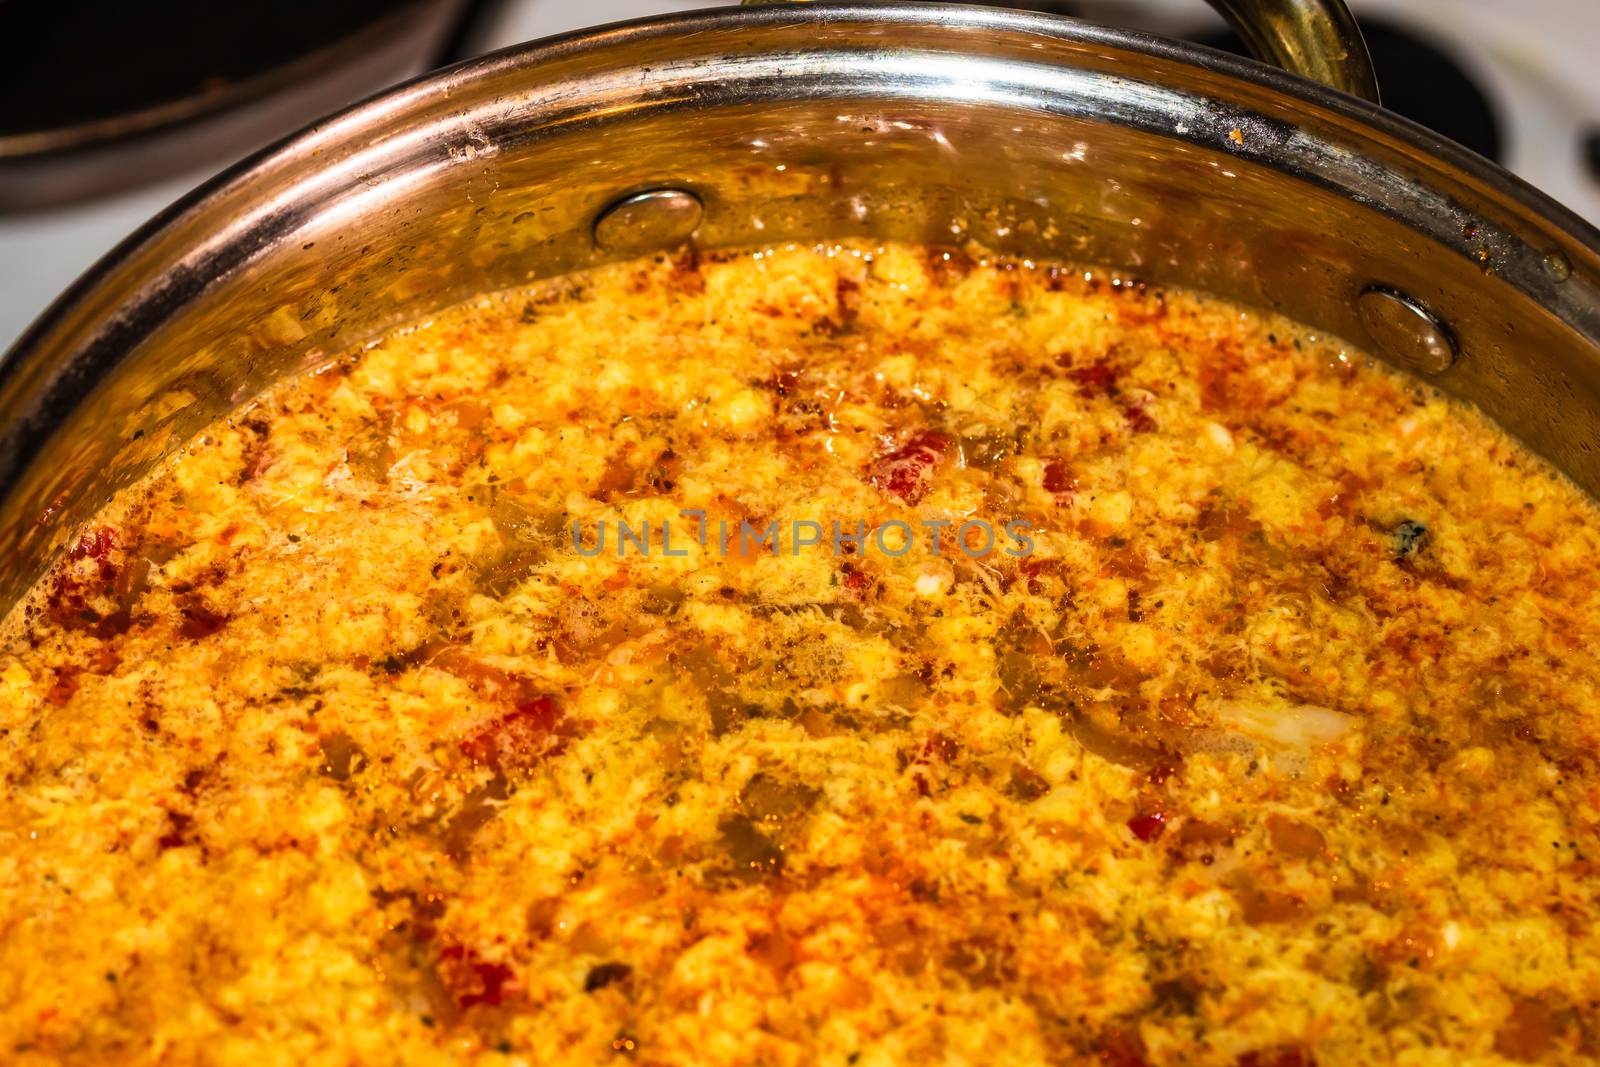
[3,2,1598,610]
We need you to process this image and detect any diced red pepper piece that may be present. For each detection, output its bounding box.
[910,732,959,798]
[1237,1049,1314,1067]
[177,598,228,640]
[460,695,566,771]
[1068,359,1122,396]
[157,810,194,851]
[1127,811,1167,842]
[1124,396,1158,433]
[45,526,123,629]
[1043,460,1076,494]
[69,525,120,565]
[438,942,515,1009]
[916,733,960,764]
[867,431,949,504]
[1096,1029,1150,1066]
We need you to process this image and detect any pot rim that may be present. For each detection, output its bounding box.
[5,0,1598,376]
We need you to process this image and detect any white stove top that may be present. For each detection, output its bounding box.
[2,0,1595,352]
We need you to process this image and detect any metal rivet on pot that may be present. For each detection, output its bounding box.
[1356,285,1457,375]
[592,188,703,254]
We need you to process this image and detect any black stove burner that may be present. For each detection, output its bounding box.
[1192,15,1504,164]
[0,2,413,140]
[0,1,463,213]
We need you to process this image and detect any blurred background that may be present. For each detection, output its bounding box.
[2,0,1597,352]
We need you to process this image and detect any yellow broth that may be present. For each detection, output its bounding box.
[2,243,1598,1065]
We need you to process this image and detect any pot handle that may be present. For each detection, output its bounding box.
[742,0,1381,104]
[1204,0,1379,103]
